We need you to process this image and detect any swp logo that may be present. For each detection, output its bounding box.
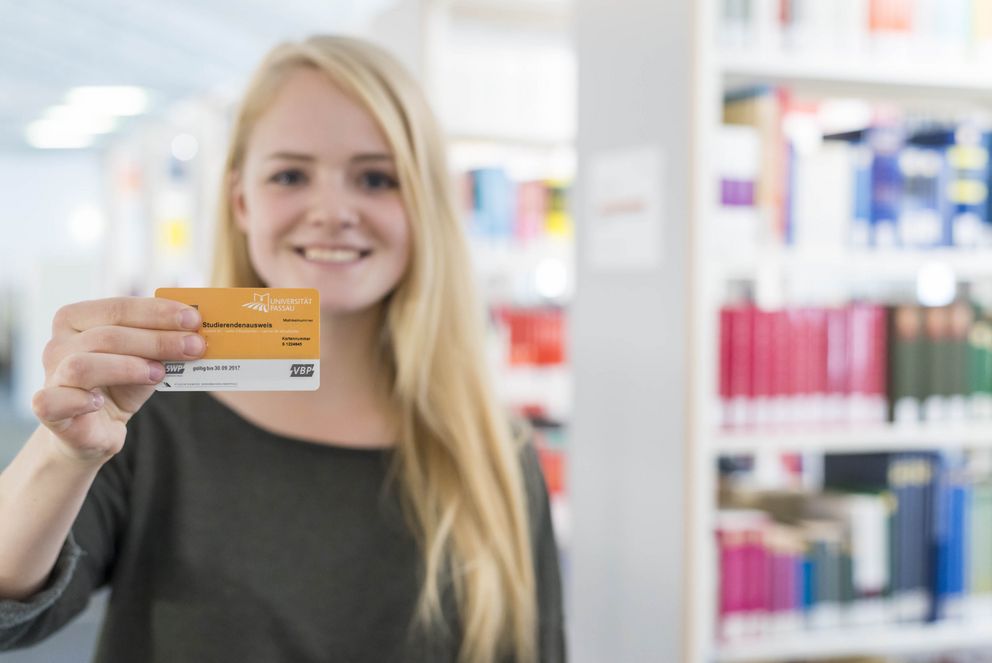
[242,292,269,313]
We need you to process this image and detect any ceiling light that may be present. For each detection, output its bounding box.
[43,106,117,134]
[66,86,149,116]
[25,121,93,149]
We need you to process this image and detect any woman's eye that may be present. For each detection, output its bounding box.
[269,169,307,186]
[359,170,398,191]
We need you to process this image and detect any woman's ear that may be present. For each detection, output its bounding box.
[230,172,249,232]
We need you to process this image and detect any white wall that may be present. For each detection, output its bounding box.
[0,152,106,418]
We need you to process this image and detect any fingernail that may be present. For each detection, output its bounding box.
[179,308,200,330]
[183,334,205,356]
[148,361,165,382]
[92,391,104,409]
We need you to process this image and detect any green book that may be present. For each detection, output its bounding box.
[968,319,992,419]
[924,306,953,422]
[889,304,925,423]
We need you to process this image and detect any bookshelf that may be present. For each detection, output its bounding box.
[718,248,992,284]
[691,2,992,663]
[714,425,992,455]
[721,54,992,97]
[715,621,992,663]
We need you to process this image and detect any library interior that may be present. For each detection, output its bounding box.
[5,1,992,662]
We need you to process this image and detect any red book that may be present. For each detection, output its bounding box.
[719,307,734,428]
[717,511,766,640]
[868,305,889,422]
[770,310,790,426]
[870,0,913,32]
[808,308,829,424]
[743,520,770,635]
[848,303,888,423]
[752,309,774,426]
[826,307,850,424]
[786,308,807,426]
[728,304,756,428]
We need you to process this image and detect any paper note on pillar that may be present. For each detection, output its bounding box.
[155,287,320,391]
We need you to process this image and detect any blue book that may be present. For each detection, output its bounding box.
[868,126,905,248]
[945,125,991,248]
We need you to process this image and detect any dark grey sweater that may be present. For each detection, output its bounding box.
[0,392,565,662]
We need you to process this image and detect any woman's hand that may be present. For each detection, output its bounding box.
[31,297,205,463]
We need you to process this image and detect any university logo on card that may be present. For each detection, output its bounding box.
[242,292,270,313]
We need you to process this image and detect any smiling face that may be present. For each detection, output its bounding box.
[232,66,411,316]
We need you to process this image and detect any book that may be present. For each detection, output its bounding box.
[888,304,925,423]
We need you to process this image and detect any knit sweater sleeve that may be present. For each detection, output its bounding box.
[0,424,135,651]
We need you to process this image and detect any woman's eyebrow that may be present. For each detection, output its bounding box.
[266,151,315,162]
[351,153,394,163]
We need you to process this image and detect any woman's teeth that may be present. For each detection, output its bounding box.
[302,247,364,263]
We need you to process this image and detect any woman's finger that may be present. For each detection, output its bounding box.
[31,386,104,432]
[50,353,166,391]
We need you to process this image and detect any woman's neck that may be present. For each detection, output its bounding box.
[212,305,396,448]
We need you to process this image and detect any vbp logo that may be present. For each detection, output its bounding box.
[290,364,315,378]
[242,292,270,313]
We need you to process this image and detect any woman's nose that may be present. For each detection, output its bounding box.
[307,177,358,229]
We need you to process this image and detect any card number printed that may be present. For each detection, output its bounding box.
[154,287,320,391]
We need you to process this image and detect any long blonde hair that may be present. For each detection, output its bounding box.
[212,35,537,663]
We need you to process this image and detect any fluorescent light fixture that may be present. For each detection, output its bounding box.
[66,86,149,116]
[43,105,117,134]
[25,120,93,149]
[171,133,199,161]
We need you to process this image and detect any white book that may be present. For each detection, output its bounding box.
[835,0,870,57]
[790,140,853,254]
[751,0,782,53]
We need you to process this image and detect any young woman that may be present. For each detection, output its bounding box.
[0,36,565,662]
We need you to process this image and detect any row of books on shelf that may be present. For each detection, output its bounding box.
[780,658,992,663]
[492,306,567,367]
[719,300,992,429]
[717,451,992,642]
[718,88,992,254]
[719,0,992,62]
[458,169,572,244]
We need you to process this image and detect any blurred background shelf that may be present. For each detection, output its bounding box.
[717,249,992,283]
[715,621,992,663]
[714,424,992,455]
[720,53,992,98]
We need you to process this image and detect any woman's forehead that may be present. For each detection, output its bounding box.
[248,68,391,157]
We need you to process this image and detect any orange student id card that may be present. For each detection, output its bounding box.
[154,287,320,391]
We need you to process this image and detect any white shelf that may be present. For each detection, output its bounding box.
[720,52,992,97]
[713,423,992,455]
[717,248,992,283]
[716,622,992,663]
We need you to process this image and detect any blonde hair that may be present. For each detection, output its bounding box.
[212,35,537,663]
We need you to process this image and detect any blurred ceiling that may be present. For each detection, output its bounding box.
[0,0,395,151]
